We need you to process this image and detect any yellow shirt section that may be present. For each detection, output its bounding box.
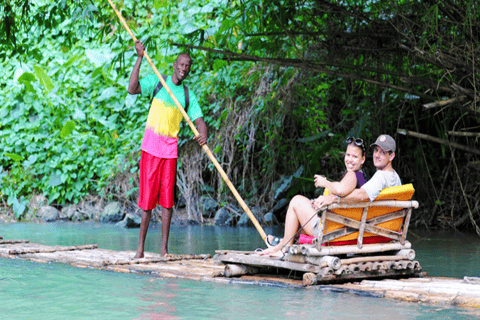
[145,98,183,138]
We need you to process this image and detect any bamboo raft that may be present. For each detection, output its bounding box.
[1,183,479,308]
[215,241,422,285]
[1,239,480,309]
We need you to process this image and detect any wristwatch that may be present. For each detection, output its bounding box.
[335,195,341,204]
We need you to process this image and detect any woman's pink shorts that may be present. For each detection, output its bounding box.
[138,151,177,210]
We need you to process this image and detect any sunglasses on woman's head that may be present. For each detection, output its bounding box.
[346,137,364,147]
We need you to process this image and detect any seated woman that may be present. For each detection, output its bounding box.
[258,137,367,257]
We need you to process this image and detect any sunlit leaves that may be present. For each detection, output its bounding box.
[33,65,54,93]
[12,196,27,219]
[96,87,117,102]
[17,72,36,93]
[73,108,86,120]
[85,49,113,67]
[60,121,76,139]
[48,173,62,187]
[213,59,228,71]
[5,153,24,162]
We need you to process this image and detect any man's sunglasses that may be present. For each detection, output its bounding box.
[346,137,364,148]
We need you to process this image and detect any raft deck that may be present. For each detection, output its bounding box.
[1,239,480,309]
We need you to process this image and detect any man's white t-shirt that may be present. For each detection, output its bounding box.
[361,170,402,201]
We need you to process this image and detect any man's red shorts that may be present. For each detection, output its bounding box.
[138,151,177,210]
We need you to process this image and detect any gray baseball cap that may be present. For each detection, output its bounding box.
[371,134,396,152]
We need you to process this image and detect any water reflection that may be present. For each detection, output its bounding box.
[408,229,480,278]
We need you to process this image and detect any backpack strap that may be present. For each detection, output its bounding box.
[183,84,189,113]
[149,75,190,114]
[149,74,168,106]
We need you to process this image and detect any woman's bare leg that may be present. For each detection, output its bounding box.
[259,195,317,256]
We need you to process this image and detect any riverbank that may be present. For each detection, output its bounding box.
[0,192,280,230]
[0,195,216,226]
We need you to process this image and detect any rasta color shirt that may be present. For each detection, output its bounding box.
[139,74,203,158]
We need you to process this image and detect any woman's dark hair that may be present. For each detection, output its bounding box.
[346,137,365,157]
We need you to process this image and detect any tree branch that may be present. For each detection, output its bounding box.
[172,42,436,100]
[448,131,480,138]
[397,129,480,156]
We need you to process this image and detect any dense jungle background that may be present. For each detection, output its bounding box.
[1,0,479,232]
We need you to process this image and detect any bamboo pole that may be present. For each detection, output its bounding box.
[341,256,413,265]
[8,244,98,255]
[299,241,412,257]
[109,253,211,265]
[324,200,419,210]
[283,254,341,269]
[224,264,259,277]
[107,0,267,243]
[0,239,29,244]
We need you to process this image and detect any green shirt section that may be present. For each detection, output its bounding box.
[139,74,203,122]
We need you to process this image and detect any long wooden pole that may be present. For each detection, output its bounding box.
[107,0,267,243]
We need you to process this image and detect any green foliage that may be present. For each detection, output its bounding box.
[2,0,478,231]
[0,1,148,207]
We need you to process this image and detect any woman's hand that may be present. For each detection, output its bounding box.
[314,174,328,188]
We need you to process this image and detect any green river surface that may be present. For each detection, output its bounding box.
[0,222,479,319]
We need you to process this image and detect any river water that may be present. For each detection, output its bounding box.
[0,222,479,319]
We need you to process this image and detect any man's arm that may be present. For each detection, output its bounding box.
[128,40,144,95]
[194,117,208,146]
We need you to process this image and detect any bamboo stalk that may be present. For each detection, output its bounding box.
[108,253,211,265]
[341,256,413,265]
[217,252,321,273]
[214,250,256,255]
[400,208,412,245]
[283,254,341,269]
[8,244,97,255]
[107,0,267,243]
[0,239,29,244]
[324,200,419,210]
[302,272,317,286]
[299,241,411,257]
[224,264,259,277]
[357,207,369,249]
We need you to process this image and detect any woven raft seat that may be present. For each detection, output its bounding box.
[316,184,418,251]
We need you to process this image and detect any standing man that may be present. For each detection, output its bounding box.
[128,40,207,258]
